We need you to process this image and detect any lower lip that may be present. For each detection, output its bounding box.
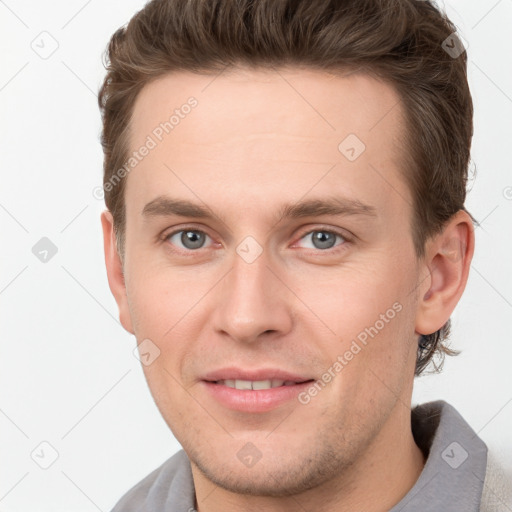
[201,381,313,413]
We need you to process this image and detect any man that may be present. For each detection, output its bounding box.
[98,0,509,510]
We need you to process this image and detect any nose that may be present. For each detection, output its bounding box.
[211,245,294,345]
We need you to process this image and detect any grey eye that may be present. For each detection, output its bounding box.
[168,230,210,250]
[300,231,343,250]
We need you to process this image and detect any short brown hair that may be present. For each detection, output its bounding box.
[98,0,476,376]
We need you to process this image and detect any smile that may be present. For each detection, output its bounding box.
[213,379,303,390]
[201,371,315,412]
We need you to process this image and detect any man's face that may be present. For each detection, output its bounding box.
[118,68,425,495]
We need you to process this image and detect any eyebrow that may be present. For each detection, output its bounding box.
[141,195,377,224]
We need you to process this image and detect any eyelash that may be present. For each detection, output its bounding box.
[162,226,351,255]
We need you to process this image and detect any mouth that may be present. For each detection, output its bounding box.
[200,369,315,412]
[208,379,312,390]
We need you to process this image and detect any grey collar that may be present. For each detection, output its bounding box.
[389,400,487,511]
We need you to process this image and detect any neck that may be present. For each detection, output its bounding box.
[191,400,426,512]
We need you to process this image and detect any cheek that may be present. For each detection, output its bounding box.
[125,265,210,379]
[125,261,194,335]
[301,256,418,379]
[299,259,410,337]
[315,298,417,428]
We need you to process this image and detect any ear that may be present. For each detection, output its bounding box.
[101,211,134,334]
[415,210,475,336]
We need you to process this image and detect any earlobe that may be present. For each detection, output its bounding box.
[415,210,475,336]
[100,211,134,334]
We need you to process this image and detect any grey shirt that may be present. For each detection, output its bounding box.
[111,400,488,511]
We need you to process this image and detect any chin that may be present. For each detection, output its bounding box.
[188,440,347,498]
[195,461,322,497]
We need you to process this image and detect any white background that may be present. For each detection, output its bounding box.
[0,0,511,510]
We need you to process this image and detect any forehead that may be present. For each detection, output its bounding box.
[130,66,404,151]
[126,67,410,223]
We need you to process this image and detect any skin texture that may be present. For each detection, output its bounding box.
[102,67,474,512]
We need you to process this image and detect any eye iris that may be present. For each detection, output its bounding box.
[312,231,336,250]
[181,231,205,249]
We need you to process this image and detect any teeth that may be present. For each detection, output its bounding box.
[252,380,273,390]
[218,379,290,390]
[235,380,253,390]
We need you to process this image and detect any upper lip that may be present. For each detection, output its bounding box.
[202,367,313,383]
